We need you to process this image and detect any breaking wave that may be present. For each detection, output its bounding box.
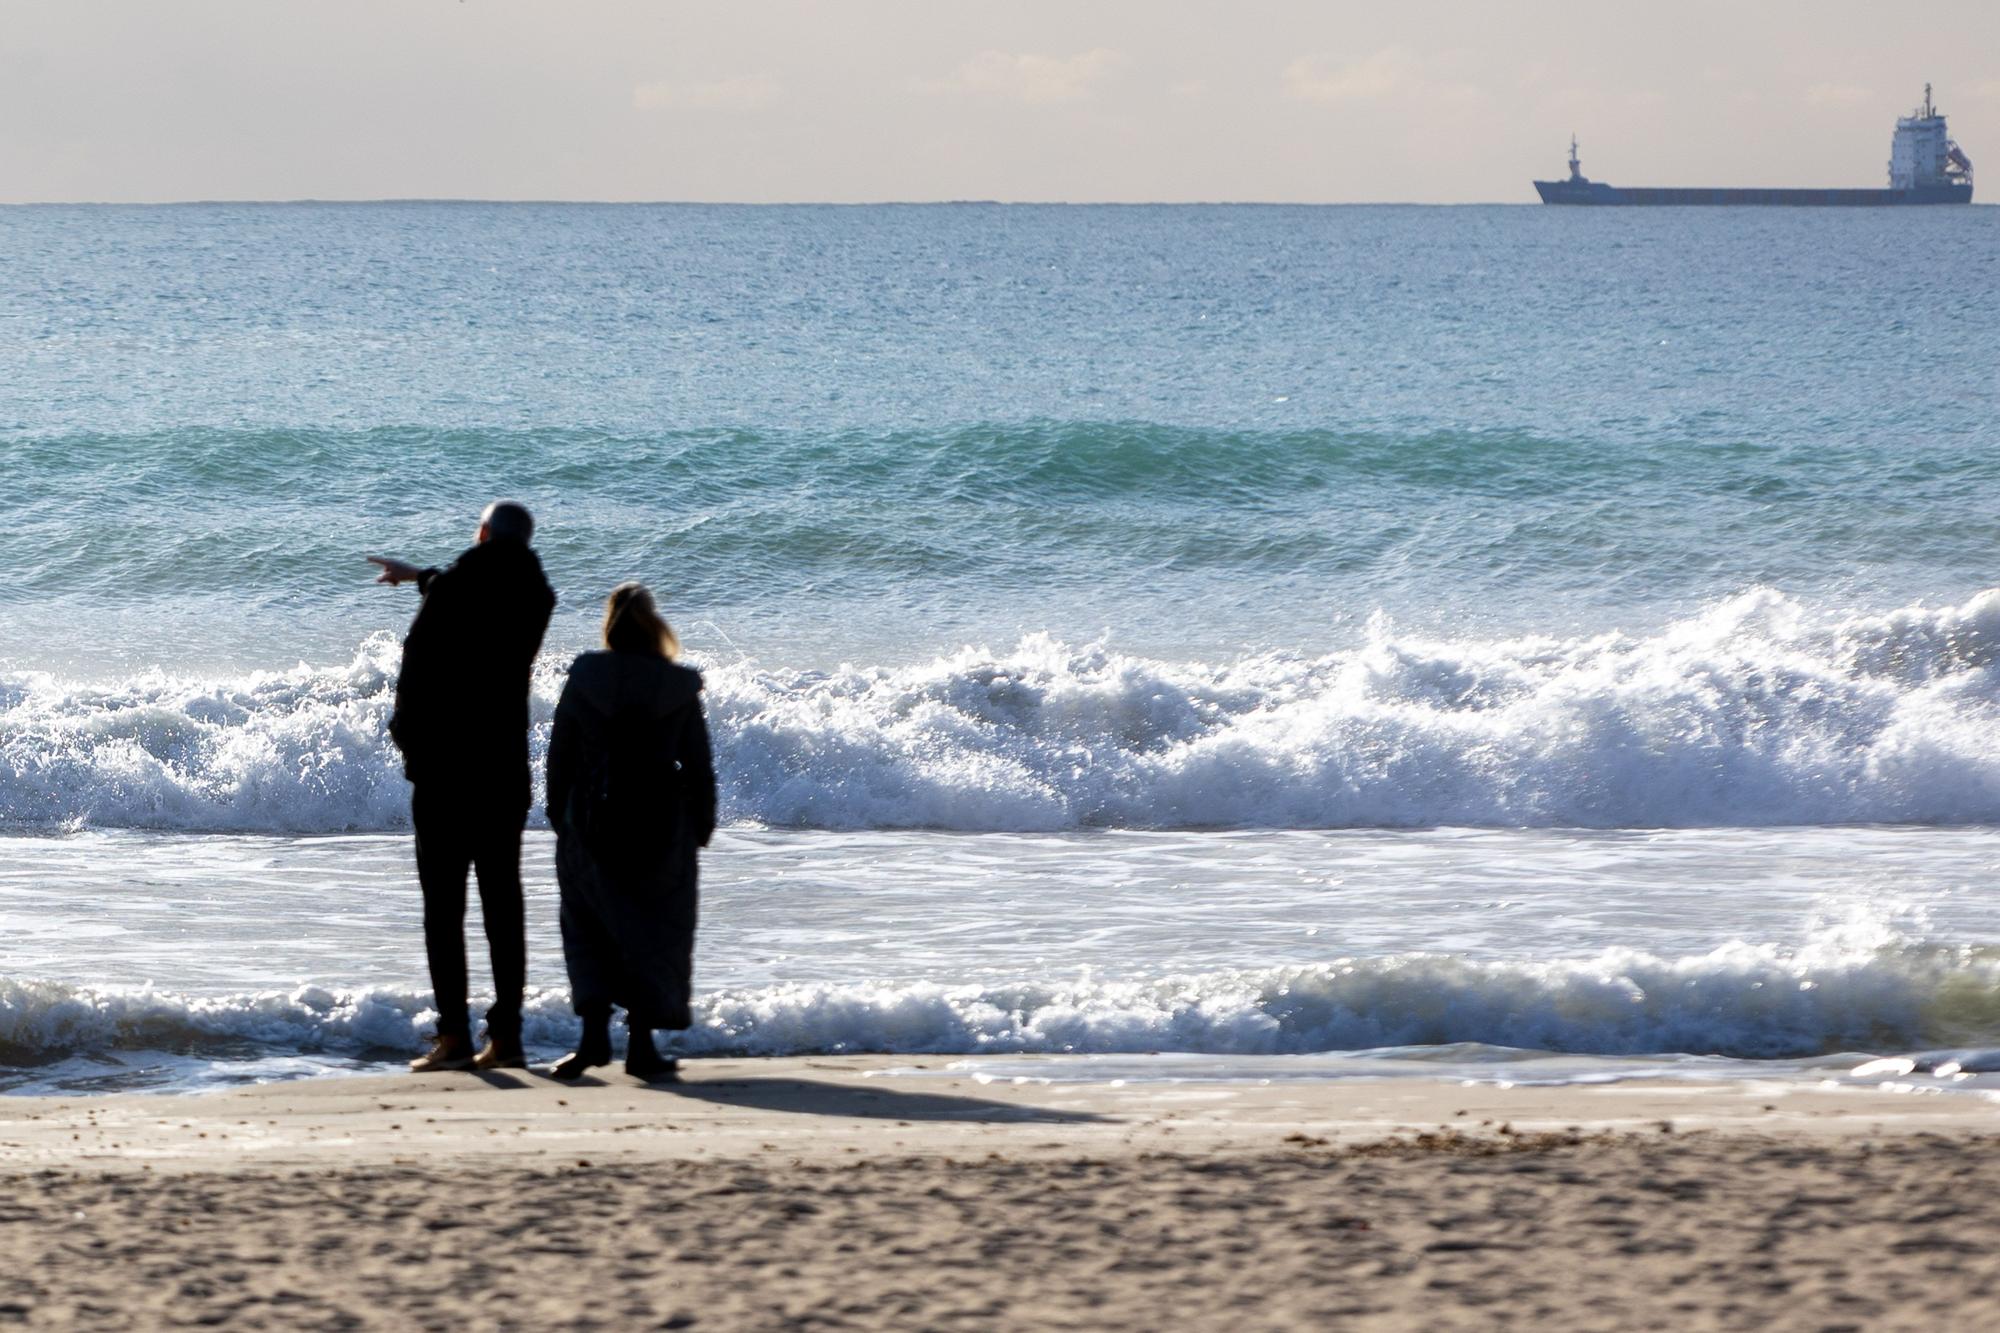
[8,936,2000,1065]
[7,587,2000,833]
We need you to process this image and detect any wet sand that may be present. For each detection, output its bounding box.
[3,1057,1997,1329]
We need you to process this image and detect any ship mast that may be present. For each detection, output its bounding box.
[1568,134,1581,181]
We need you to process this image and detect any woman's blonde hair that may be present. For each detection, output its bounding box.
[602,582,680,660]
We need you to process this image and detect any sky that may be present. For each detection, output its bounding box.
[4,1,1998,203]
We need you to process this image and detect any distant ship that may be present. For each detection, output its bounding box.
[1535,84,1973,206]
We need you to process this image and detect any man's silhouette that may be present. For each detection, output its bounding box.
[371,500,555,1072]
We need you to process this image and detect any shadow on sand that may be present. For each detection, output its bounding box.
[657,1074,1109,1124]
[529,1068,1107,1124]
[469,1069,534,1091]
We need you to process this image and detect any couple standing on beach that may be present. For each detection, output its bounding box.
[368,501,717,1082]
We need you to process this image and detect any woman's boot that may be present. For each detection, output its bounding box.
[551,1005,612,1080]
[624,1022,679,1082]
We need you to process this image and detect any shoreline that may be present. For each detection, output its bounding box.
[4,1055,1994,1172]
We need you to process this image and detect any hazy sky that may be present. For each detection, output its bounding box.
[6,1,1998,203]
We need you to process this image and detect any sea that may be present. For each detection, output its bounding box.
[6,202,2000,1099]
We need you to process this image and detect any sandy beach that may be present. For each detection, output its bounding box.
[2,1058,1997,1329]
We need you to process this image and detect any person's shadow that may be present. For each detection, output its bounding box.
[553,1071,1110,1124]
[663,1075,1108,1124]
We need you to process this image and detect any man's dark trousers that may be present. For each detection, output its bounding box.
[413,784,527,1044]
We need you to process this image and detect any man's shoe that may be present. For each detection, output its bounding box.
[409,1034,477,1073]
[473,1034,527,1071]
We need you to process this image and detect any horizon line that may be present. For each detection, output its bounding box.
[0,197,1542,208]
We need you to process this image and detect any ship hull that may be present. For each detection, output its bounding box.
[1534,180,1972,205]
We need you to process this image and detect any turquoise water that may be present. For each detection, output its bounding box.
[6,204,2000,1089]
[5,205,1998,673]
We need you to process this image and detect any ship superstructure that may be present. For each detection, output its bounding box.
[1888,84,1974,192]
[1535,84,1973,206]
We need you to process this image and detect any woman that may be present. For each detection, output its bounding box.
[544,583,717,1081]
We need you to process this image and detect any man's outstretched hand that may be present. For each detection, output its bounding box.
[368,556,424,586]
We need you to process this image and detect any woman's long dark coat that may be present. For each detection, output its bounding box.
[545,650,717,1030]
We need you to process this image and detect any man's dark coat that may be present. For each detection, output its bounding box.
[389,536,557,808]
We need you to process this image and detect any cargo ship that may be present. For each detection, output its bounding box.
[1535,85,1973,205]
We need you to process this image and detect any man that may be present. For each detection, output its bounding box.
[370,500,556,1073]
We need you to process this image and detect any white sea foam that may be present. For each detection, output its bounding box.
[6,935,1998,1065]
[7,589,2000,833]
[0,637,414,833]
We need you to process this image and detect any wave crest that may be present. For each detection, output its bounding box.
[7,589,2000,833]
[7,938,1998,1064]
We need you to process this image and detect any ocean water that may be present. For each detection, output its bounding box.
[5,202,2000,1096]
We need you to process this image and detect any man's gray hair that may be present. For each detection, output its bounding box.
[482,500,535,543]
